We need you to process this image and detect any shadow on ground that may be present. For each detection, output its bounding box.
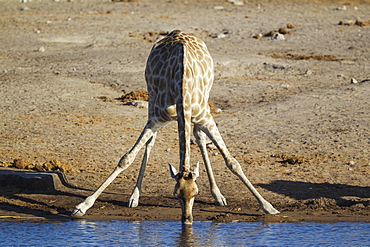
[259,180,370,207]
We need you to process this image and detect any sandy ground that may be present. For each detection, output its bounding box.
[0,0,369,223]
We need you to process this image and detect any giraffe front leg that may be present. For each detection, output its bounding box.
[200,119,279,214]
[72,166,124,216]
[72,122,159,217]
[128,134,157,208]
[193,125,227,206]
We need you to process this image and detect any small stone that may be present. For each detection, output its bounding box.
[252,33,263,39]
[214,6,224,11]
[305,69,312,76]
[278,28,289,34]
[14,159,28,169]
[215,108,222,113]
[216,33,227,39]
[38,46,45,52]
[0,161,12,168]
[20,6,30,11]
[348,161,355,166]
[271,32,285,40]
[206,143,217,150]
[287,23,295,29]
[227,0,244,5]
[335,6,347,11]
[126,100,148,108]
[350,78,358,84]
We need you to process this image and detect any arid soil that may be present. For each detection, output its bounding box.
[0,0,369,223]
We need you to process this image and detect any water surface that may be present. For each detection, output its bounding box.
[1,220,369,246]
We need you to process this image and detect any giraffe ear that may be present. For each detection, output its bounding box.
[169,164,177,179]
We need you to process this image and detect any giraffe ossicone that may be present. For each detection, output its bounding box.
[72,30,279,224]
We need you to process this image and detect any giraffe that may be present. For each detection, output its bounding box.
[72,30,279,224]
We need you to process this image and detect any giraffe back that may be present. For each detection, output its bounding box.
[145,30,214,122]
[145,30,214,171]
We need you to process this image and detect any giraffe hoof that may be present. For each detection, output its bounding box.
[261,200,280,214]
[71,207,86,217]
[215,197,227,206]
[128,198,139,208]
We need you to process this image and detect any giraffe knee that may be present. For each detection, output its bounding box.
[227,159,243,175]
[118,154,134,169]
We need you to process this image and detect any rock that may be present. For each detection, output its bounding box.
[287,23,295,29]
[278,28,290,34]
[212,30,229,39]
[20,6,30,11]
[126,100,148,108]
[335,6,347,11]
[14,159,28,169]
[271,32,285,40]
[350,78,358,84]
[38,46,45,52]
[214,108,222,114]
[305,69,313,76]
[227,0,244,5]
[347,161,355,166]
[43,160,73,173]
[252,33,263,39]
[0,161,12,168]
[217,33,227,38]
[214,6,224,11]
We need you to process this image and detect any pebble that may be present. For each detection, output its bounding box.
[214,6,224,11]
[20,6,30,11]
[305,69,312,76]
[348,161,355,166]
[271,32,285,40]
[126,100,148,108]
[206,143,217,150]
[38,46,45,52]
[227,0,244,5]
[252,33,263,39]
[350,78,358,84]
[335,6,347,11]
[214,108,222,113]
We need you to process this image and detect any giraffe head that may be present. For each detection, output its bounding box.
[169,162,199,224]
